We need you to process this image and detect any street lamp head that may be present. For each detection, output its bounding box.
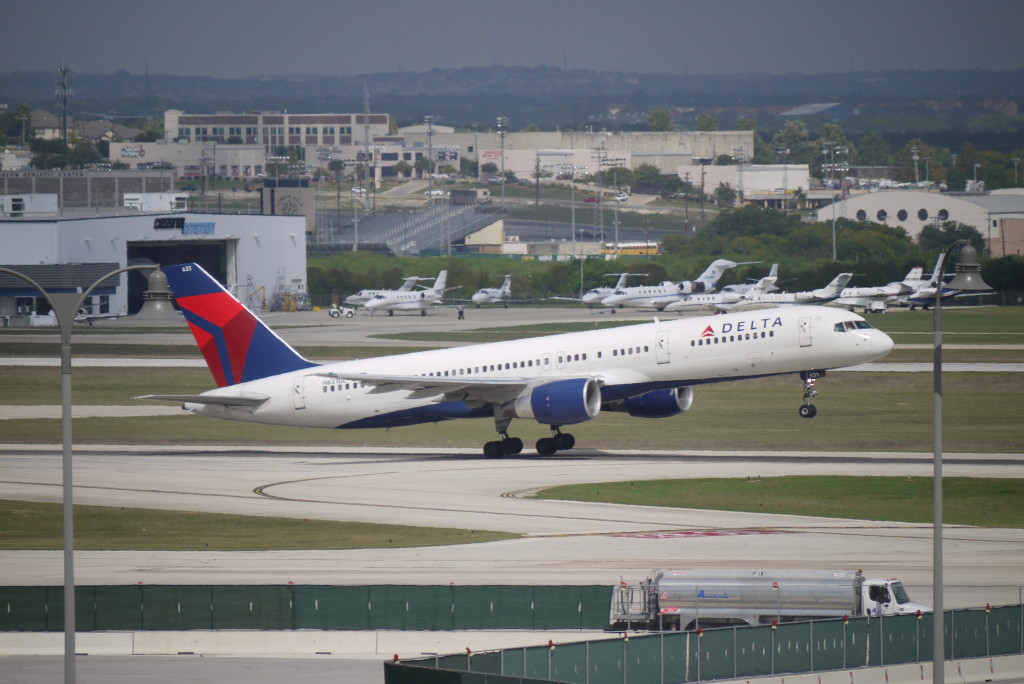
[947,244,993,292]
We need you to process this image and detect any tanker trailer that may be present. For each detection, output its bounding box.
[610,569,931,630]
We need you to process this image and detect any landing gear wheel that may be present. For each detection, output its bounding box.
[420,309,426,316]
[535,437,557,456]
[553,432,575,450]
[483,441,504,458]
[501,437,524,455]
[799,404,817,418]
[388,310,394,317]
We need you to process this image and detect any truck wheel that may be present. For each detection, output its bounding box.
[329,310,340,318]
[345,310,354,318]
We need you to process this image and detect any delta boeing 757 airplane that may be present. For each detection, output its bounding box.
[140,263,894,457]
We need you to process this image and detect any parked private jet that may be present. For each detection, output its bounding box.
[344,275,425,307]
[471,275,513,308]
[364,270,455,316]
[830,267,922,313]
[600,259,744,310]
[725,273,853,311]
[140,263,894,457]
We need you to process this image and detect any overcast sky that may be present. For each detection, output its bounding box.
[5,0,1023,78]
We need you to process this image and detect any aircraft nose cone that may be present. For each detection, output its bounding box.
[873,329,895,358]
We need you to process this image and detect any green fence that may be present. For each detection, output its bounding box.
[0,585,612,632]
[385,604,1024,684]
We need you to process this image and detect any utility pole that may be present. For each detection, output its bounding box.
[55,64,74,166]
[497,116,508,208]
[425,115,435,205]
[362,82,371,212]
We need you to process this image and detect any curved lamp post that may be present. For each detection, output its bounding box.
[0,264,156,684]
[931,243,991,684]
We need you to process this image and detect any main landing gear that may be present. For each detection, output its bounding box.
[535,426,576,456]
[799,370,825,418]
[483,432,524,458]
[481,424,576,458]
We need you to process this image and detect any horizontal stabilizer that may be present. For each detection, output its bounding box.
[136,393,269,408]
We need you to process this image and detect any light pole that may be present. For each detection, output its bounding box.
[496,116,508,208]
[425,115,435,206]
[930,243,991,684]
[0,264,156,684]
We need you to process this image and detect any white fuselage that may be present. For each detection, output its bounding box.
[601,282,682,310]
[186,306,892,431]
[664,291,742,313]
[471,289,508,306]
[365,291,440,313]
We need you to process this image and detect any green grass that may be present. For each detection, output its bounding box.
[0,499,517,551]
[535,476,1024,528]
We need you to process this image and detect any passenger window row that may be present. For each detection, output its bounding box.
[691,331,774,347]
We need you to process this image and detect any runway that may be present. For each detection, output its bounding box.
[2,444,1022,609]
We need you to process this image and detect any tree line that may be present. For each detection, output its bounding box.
[308,205,1024,305]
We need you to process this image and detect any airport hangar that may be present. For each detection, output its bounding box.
[815,187,1024,258]
[0,172,305,322]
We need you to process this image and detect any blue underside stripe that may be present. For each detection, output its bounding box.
[333,371,797,429]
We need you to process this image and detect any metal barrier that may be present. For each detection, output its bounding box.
[385,604,1024,684]
[0,584,611,632]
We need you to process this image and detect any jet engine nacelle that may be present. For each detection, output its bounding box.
[622,387,694,418]
[514,378,602,425]
[678,281,708,295]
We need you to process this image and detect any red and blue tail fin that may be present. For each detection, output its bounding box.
[163,263,317,387]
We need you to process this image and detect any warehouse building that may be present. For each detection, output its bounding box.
[0,203,305,325]
[815,189,1024,257]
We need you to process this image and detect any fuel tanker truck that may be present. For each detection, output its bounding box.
[610,569,931,630]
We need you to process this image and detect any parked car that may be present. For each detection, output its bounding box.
[180,184,197,192]
[613,192,630,202]
[584,196,600,203]
[350,187,367,194]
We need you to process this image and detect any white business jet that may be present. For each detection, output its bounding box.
[578,273,648,308]
[344,275,425,307]
[726,273,854,311]
[140,263,894,458]
[600,259,743,311]
[364,270,455,316]
[830,267,923,312]
[471,275,514,308]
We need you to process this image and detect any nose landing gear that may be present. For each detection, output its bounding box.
[799,370,825,418]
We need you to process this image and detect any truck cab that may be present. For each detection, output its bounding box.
[861,578,930,617]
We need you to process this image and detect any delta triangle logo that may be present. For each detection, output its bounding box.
[701,325,715,338]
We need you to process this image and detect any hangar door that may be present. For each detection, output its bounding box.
[126,239,234,313]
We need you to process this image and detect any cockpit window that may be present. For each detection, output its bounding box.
[835,320,875,332]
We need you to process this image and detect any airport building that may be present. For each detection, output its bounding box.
[815,188,1024,257]
[0,186,306,325]
[109,110,754,186]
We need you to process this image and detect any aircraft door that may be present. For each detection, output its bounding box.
[292,376,307,409]
[798,316,813,347]
[655,330,671,364]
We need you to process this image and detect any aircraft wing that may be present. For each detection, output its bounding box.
[137,393,269,408]
[315,371,593,406]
